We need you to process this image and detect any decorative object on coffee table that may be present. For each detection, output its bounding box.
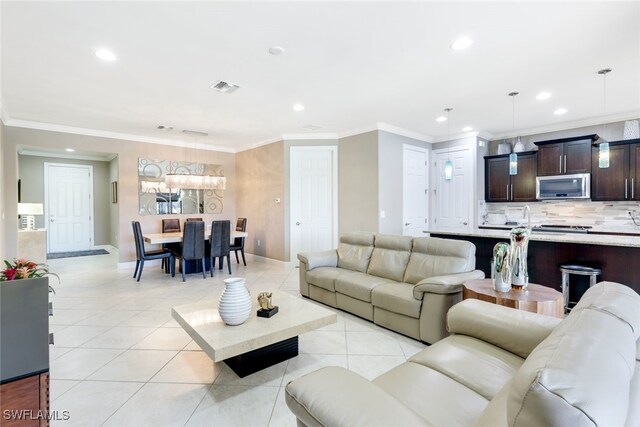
[218,277,252,326]
[257,292,279,318]
[492,242,511,292]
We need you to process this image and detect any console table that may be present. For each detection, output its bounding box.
[463,279,564,318]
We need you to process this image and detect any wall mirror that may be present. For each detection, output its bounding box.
[138,158,224,215]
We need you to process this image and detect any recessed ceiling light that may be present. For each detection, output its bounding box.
[450,36,473,50]
[269,46,285,55]
[293,103,305,112]
[65,148,75,152]
[554,108,568,115]
[95,48,117,61]
[536,91,551,100]
[462,126,473,132]
[436,116,447,122]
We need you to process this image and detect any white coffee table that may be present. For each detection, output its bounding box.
[171,290,336,377]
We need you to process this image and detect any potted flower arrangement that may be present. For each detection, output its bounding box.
[0,258,56,383]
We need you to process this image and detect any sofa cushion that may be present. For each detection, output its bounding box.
[409,335,524,400]
[337,232,375,273]
[403,237,476,284]
[508,296,638,427]
[373,362,489,427]
[335,272,395,303]
[371,282,421,318]
[306,267,342,292]
[367,234,412,282]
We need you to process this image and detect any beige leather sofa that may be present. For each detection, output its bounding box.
[286,282,640,427]
[297,232,484,344]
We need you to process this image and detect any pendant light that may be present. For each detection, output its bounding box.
[165,130,227,190]
[508,92,519,175]
[598,68,612,168]
[443,107,453,180]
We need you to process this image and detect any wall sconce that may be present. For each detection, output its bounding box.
[509,153,518,175]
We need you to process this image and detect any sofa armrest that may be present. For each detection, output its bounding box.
[413,270,485,298]
[297,250,338,271]
[285,367,428,427]
[447,299,562,358]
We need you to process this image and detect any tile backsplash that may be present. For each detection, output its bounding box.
[480,200,640,232]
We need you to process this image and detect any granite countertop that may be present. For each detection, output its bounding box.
[427,227,640,248]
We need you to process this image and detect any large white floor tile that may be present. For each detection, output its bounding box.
[49,380,79,401]
[150,351,221,384]
[49,309,97,325]
[268,387,297,427]
[104,382,209,427]
[49,346,73,362]
[346,331,404,356]
[50,325,111,348]
[186,385,279,427]
[131,327,192,350]
[121,310,173,327]
[50,348,123,380]
[282,354,348,385]
[51,381,143,427]
[88,349,178,382]
[213,360,287,387]
[80,326,156,349]
[299,331,347,354]
[74,309,138,326]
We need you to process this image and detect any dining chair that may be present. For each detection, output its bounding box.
[230,218,247,266]
[209,220,231,275]
[161,218,181,271]
[132,221,175,282]
[176,220,206,282]
[186,218,203,222]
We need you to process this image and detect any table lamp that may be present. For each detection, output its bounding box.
[18,203,44,230]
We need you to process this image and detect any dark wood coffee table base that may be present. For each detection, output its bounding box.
[224,336,298,378]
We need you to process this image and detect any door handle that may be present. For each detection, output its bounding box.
[463,222,468,225]
[632,178,635,199]
[506,184,509,200]
[510,184,513,201]
[50,218,55,222]
[625,179,629,199]
[559,156,563,174]
[295,222,302,226]
[564,155,567,174]
[405,222,410,226]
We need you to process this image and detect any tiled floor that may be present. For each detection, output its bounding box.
[47,251,426,426]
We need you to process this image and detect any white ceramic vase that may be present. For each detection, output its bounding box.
[218,277,252,326]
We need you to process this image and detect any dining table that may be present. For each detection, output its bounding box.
[143,230,248,245]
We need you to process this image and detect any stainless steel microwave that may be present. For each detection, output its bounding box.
[536,173,591,200]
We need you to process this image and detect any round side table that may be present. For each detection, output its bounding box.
[462,279,564,318]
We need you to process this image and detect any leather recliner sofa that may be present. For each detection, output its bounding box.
[297,232,485,344]
[285,282,640,427]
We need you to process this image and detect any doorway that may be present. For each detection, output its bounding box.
[432,146,473,231]
[402,145,429,236]
[289,146,338,263]
[44,163,94,253]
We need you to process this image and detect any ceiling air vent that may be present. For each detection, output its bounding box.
[210,80,240,94]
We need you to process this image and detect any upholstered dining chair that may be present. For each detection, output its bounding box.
[161,218,181,271]
[186,218,203,222]
[209,220,231,275]
[175,220,206,282]
[230,218,247,266]
[132,221,175,282]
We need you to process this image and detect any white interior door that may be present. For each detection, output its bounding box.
[45,163,94,253]
[402,145,428,236]
[433,147,473,230]
[290,146,338,263]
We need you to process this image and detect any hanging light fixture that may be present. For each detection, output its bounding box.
[443,108,454,180]
[508,92,519,175]
[598,68,612,168]
[165,130,227,190]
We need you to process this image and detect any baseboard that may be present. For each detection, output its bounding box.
[94,244,117,252]
[245,253,293,268]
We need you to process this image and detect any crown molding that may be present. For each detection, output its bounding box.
[489,110,640,140]
[4,118,237,153]
[432,131,483,143]
[281,132,339,141]
[18,148,116,162]
[239,136,284,152]
[376,122,433,143]
[335,124,379,139]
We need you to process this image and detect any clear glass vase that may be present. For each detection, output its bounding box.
[509,227,530,289]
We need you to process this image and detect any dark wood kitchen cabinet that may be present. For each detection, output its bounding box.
[485,151,537,202]
[592,139,640,201]
[535,134,596,176]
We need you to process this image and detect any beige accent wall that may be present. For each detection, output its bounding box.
[236,141,285,261]
[2,126,236,262]
[0,121,5,260]
[338,131,379,234]
[18,156,111,245]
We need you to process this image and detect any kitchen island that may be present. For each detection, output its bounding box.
[428,228,640,294]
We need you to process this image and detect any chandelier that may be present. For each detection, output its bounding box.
[165,130,227,190]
